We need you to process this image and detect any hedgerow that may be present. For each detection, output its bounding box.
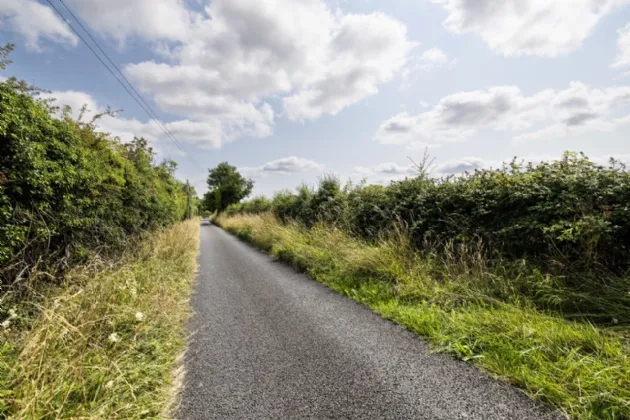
[230,154,630,325]
[0,76,194,290]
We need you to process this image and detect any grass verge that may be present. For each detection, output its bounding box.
[0,219,200,419]
[215,213,629,420]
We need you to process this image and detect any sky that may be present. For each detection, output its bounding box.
[1,0,630,197]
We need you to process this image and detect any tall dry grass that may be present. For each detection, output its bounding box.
[1,219,199,419]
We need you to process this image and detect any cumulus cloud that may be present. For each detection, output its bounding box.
[377,81,630,144]
[433,0,629,56]
[515,82,630,141]
[120,0,414,136]
[0,0,78,51]
[63,0,195,45]
[375,86,553,144]
[611,23,630,73]
[361,153,630,184]
[242,156,323,176]
[352,162,419,184]
[8,0,413,148]
[40,89,229,153]
[437,153,630,175]
[436,157,488,174]
[400,47,455,89]
[412,48,456,72]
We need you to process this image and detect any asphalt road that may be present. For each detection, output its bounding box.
[178,224,561,419]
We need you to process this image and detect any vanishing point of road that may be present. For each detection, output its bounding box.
[178,223,561,419]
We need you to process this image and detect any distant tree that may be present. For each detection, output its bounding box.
[203,162,253,211]
[0,43,14,70]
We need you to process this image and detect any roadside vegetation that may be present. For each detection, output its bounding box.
[0,54,198,291]
[1,48,201,418]
[1,219,199,418]
[216,153,630,420]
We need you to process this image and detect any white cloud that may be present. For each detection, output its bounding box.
[515,82,630,141]
[354,162,416,176]
[418,48,451,70]
[612,23,630,72]
[436,157,489,174]
[7,0,413,147]
[376,86,553,144]
[121,0,414,137]
[0,0,78,51]
[378,81,630,144]
[40,90,230,154]
[400,48,455,89]
[62,0,195,45]
[283,11,414,120]
[352,162,418,184]
[242,156,323,176]
[433,0,629,57]
[437,153,630,175]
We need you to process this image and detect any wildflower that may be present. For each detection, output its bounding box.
[135,312,144,321]
[108,332,119,343]
[1,319,10,329]
[8,308,17,318]
[105,380,114,388]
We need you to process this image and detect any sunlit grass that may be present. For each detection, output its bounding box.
[215,213,630,420]
[1,219,200,419]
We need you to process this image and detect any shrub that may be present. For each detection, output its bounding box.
[0,77,193,288]
[227,152,630,324]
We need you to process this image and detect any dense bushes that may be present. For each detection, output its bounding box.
[0,77,194,288]
[227,154,630,323]
[235,154,630,274]
[225,195,271,215]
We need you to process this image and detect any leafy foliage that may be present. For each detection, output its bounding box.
[202,162,253,212]
[0,74,193,288]
[0,44,13,70]
[236,153,630,272]
[229,153,630,324]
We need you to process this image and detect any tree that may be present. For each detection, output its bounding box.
[0,43,14,70]
[203,162,253,211]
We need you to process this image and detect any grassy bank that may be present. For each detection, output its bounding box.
[215,213,629,420]
[1,219,199,419]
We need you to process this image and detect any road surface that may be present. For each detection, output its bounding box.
[178,224,561,419]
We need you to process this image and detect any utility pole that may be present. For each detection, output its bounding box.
[186,180,192,220]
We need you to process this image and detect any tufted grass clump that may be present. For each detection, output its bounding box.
[0,219,200,419]
[215,213,629,420]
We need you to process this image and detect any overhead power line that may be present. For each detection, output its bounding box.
[45,0,204,172]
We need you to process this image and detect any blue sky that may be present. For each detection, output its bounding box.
[2,0,630,196]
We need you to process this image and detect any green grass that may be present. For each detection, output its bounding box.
[215,213,630,420]
[0,219,200,419]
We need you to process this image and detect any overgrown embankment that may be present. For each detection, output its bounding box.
[227,154,630,326]
[0,61,201,418]
[215,213,629,420]
[1,219,199,418]
[217,155,630,420]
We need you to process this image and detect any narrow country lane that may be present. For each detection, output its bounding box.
[178,224,561,420]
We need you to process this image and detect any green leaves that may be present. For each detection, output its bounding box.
[203,162,254,211]
[0,78,192,285]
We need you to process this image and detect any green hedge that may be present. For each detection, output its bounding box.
[0,78,193,287]
[258,155,630,272]
[228,155,630,324]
